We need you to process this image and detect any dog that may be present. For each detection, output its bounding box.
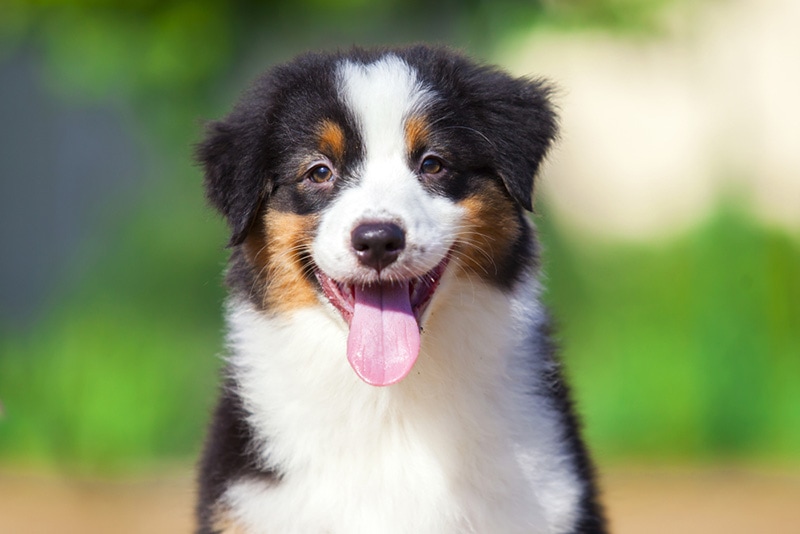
[195,45,606,534]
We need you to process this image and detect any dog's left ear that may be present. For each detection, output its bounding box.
[478,74,558,211]
[196,114,272,247]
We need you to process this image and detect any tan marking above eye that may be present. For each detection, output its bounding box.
[405,115,430,154]
[317,120,346,160]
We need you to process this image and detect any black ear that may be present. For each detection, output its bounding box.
[196,115,271,247]
[480,75,558,211]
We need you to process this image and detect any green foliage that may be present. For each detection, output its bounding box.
[539,206,800,462]
[40,4,234,100]
[0,163,229,471]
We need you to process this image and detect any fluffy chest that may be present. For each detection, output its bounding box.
[223,442,544,534]
[220,279,582,534]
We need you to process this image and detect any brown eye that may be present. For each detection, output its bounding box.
[420,156,443,175]
[308,164,334,184]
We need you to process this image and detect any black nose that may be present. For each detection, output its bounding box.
[351,222,405,272]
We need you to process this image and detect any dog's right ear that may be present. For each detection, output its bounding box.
[197,117,271,247]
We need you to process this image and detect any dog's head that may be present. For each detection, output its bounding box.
[198,46,557,386]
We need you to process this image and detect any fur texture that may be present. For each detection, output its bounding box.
[196,45,606,534]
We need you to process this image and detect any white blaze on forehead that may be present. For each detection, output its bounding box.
[337,55,432,159]
[314,55,461,285]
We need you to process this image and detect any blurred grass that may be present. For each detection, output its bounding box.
[539,205,800,462]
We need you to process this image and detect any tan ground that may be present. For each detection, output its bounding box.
[0,465,798,533]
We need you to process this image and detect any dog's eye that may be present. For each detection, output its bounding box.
[420,156,444,175]
[307,164,334,184]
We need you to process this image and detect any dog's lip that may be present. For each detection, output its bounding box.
[315,255,450,326]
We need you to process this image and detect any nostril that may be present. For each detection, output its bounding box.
[351,222,406,271]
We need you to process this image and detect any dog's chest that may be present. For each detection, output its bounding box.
[222,406,548,534]
[221,285,582,534]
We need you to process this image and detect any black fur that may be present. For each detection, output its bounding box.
[197,52,368,247]
[395,45,557,211]
[196,380,279,533]
[197,46,556,247]
[534,315,607,532]
[196,45,605,534]
[197,46,556,298]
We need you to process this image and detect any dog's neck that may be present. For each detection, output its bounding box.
[227,271,542,464]
[224,272,583,533]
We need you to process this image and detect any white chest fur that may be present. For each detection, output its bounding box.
[222,276,583,534]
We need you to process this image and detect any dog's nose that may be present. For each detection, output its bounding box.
[351,222,405,272]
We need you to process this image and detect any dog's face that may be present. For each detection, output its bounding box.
[199,47,556,386]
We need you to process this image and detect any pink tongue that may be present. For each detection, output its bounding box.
[347,282,420,386]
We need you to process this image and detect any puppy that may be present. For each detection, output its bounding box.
[195,45,606,534]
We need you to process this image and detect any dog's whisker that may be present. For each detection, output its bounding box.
[440,125,497,150]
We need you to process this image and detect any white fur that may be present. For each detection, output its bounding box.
[224,274,582,534]
[220,56,584,533]
[314,56,459,285]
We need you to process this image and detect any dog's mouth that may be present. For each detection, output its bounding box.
[315,256,449,387]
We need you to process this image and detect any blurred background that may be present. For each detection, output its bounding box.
[1,0,798,532]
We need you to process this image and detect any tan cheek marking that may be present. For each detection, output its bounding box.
[405,115,430,155]
[456,183,522,281]
[318,119,346,161]
[244,211,320,312]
